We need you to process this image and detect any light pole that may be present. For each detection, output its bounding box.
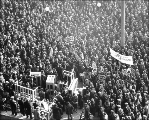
[121,1,125,47]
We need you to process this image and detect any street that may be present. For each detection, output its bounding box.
[0,109,100,120]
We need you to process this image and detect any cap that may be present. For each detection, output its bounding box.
[125,102,128,105]
[11,96,14,99]
[5,81,9,84]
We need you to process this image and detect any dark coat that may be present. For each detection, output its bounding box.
[84,105,90,119]
[52,105,62,119]
[66,103,73,115]
[10,100,17,111]
[18,99,25,114]
[24,100,32,115]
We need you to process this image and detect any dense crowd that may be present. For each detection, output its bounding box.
[0,0,149,120]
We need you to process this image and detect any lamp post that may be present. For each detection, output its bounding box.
[121,1,125,47]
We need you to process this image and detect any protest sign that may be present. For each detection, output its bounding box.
[30,72,41,77]
[110,48,133,65]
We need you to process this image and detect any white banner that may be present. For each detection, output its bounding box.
[110,48,133,65]
[30,72,41,77]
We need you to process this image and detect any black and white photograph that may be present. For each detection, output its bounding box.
[0,0,149,120]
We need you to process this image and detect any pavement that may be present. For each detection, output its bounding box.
[62,109,99,120]
[0,109,100,120]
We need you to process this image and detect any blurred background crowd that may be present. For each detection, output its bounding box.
[0,0,149,120]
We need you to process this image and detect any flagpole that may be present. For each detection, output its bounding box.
[121,1,125,47]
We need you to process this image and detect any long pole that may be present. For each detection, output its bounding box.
[121,1,125,47]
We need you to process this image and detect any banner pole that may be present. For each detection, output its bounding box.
[121,1,125,47]
[130,65,132,83]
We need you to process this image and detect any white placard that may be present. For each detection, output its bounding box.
[30,72,41,77]
[46,75,56,84]
[80,73,84,77]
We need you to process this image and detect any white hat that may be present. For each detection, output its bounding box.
[117,105,121,108]
[11,96,14,99]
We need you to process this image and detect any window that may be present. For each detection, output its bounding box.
[50,85,53,89]
[51,91,54,95]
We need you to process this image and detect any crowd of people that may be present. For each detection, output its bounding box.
[0,0,149,120]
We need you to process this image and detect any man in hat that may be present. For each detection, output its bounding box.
[18,97,25,116]
[109,110,116,120]
[136,111,142,120]
[52,103,62,120]
[72,93,78,112]
[66,102,74,120]
[33,99,38,109]
[84,102,91,120]
[56,92,64,106]
[117,105,125,119]
[33,106,40,120]
[39,88,45,101]
[10,96,17,116]
[78,90,83,109]
[117,99,121,106]
[102,111,109,120]
[24,98,32,119]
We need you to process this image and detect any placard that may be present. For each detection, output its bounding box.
[30,72,41,77]
[47,75,56,84]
